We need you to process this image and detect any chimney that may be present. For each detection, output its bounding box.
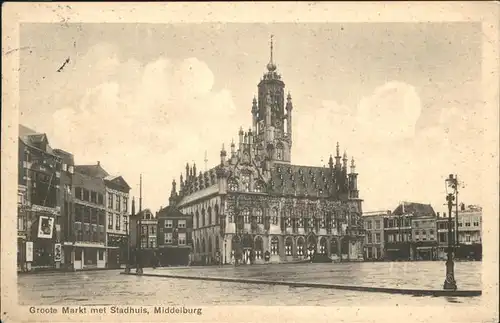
[437,212,440,217]
[97,161,100,166]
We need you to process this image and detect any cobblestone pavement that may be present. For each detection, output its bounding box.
[18,261,481,306]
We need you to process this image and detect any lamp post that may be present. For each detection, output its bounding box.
[443,174,458,290]
[136,217,143,275]
[224,239,227,264]
[124,219,130,273]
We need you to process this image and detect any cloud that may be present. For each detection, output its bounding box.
[294,80,484,212]
[48,43,247,209]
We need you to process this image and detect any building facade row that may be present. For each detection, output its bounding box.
[17,125,131,272]
[362,202,482,261]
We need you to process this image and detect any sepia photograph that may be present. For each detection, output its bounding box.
[2,2,499,323]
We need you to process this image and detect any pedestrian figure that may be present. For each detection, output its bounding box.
[264,250,270,263]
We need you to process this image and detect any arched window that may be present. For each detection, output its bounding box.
[201,208,206,227]
[276,143,284,160]
[254,236,263,259]
[271,208,278,225]
[201,238,206,254]
[195,238,200,253]
[286,211,292,227]
[255,208,263,224]
[320,211,326,228]
[319,237,327,255]
[228,178,238,192]
[242,209,250,223]
[254,181,265,193]
[215,204,220,225]
[285,237,293,256]
[271,237,279,255]
[228,209,234,223]
[241,174,250,192]
[208,206,212,225]
[208,238,212,254]
[271,236,279,255]
[297,237,305,256]
[297,215,304,228]
[195,211,200,229]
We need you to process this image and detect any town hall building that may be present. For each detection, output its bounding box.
[167,39,365,265]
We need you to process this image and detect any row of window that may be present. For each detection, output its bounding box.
[458,222,480,227]
[365,220,381,230]
[372,220,482,230]
[385,218,412,228]
[141,225,156,235]
[386,233,412,243]
[227,175,265,193]
[107,193,128,213]
[107,213,128,231]
[164,220,186,229]
[58,163,75,174]
[74,187,104,205]
[164,232,187,245]
[74,205,106,225]
[366,233,382,243]
[439,233,480,243]
[141,237,157,249]
[415,229,435,235]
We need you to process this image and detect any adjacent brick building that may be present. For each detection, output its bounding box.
[362,211,388,260]
[18,125,62,271]
[157,193,193,266]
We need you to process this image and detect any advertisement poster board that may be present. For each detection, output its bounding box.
[38,215,54,239]
[54,243,62,262]
[25,241,33,262]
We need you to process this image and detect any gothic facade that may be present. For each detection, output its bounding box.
[169,41,365,264]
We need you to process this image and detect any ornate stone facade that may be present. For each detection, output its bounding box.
[169,39,365,264]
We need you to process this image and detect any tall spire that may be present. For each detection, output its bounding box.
[204,150,208,172]
[270,34,274,64]
[139,174,142,212]
[267,35,277,72]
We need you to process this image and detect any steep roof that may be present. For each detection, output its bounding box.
[393,202,436,217]
[157,205,188,218]
[53,148,75,165]
[75,163,109,179]
[19,124,56,155]
[104,175,131,190]
[72,171,105,192]
[268,164,340,197]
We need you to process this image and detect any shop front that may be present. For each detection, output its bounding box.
[158,246,190,266]
[384,242,412,261]
[64,243,106,270]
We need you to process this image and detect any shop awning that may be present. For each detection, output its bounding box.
[63,242,106,248]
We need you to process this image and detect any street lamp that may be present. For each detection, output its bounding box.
[224,239,227,264]
[124,219,130,273]
[443,174,458,290]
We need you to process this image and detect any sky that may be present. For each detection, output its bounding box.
[19,22,485,213]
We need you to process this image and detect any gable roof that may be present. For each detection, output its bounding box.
[75,163,109,179]
[104,175,131,190]
[157,205,188,218]
[392,202,436,217]
[19,124,55,155]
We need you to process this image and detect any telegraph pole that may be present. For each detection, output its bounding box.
[136,174,143,275]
